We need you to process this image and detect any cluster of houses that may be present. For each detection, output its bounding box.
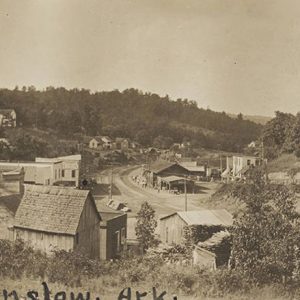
[88,136,140,151]
[0,109,16,128]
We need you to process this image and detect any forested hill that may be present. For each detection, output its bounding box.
[0,87,262,152]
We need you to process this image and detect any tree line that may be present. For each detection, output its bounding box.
[260,111,300,159]
[0,86,262,152]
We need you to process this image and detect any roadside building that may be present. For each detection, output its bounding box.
[0,109,17,127]
[160,176,194,193]
[179,161,206,178]
[144,160,189,188]
[159,209,233,246]
[222,155,263,181]
[0,154,81,187]
[13,185,101,258]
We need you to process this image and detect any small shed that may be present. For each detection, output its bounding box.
[193,230,231,270]
[96,200,127,260]
[13,185,101,258]
[159,209,233,245]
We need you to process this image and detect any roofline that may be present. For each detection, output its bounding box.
[159,212,177,221]
[13,225,76,236]
[76,191,102,234]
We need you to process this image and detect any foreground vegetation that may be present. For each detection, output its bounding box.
[1,239,300,300]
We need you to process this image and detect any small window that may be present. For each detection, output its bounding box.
[72,170,76,178]
[166,227,169,243]
[115,231,120,252]
[55,170,57,180]
[62,170,65,177]
[247,160,251,166]
[121,228,126,245]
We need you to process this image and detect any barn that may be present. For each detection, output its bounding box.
[159,209,233,245]
[13,185,101,258]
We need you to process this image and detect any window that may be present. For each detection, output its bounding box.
[62,170,65,177]
[121,227,126,245]
[247,159,251,166]
[115,231,120,252]
[59,169,61,178]
[55,170,57,180]
[166,227,169,243]
[72,170,76,178]
[75,233,79,244]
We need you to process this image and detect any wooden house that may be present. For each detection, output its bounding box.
[159,209,233,245]
[115,138,130,150]
[89,137,104,149]
[96,201,127,260]
[13,185,101,258]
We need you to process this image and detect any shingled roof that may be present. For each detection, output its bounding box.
[14,185,99,235]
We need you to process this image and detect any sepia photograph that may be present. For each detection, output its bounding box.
[1,0,300,299]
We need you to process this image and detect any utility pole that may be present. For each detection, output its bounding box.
[109,168,113,200]
[184,175,187,211]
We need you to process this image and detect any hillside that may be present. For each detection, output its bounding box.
[228,113,272,125]
[0,87,262,152]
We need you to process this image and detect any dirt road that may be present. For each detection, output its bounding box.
[95,165,220,218]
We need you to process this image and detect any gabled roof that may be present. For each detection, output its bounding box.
[14,185,100,235]
[91,136,104,144]
[160,209,233,227]
[148,161,179,174]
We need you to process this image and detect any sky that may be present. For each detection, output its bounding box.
[0,0,300,117]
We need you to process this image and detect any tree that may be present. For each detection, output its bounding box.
[135,202,158,252]
[230,168,300,285]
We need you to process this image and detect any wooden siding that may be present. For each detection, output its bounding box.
[75,194,100,258]
[159,214,186,245]
[100,214,127,260]
[14,228,74,254]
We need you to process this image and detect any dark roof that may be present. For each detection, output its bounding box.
[148,161,177,174]
[0,194,22,214]
[14,185,100,235]
[197,231,230,249]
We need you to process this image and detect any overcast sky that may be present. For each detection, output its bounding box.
[0,0,300,116]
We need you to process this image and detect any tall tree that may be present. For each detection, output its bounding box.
[135,202,158,252]
[231,168,300,285]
